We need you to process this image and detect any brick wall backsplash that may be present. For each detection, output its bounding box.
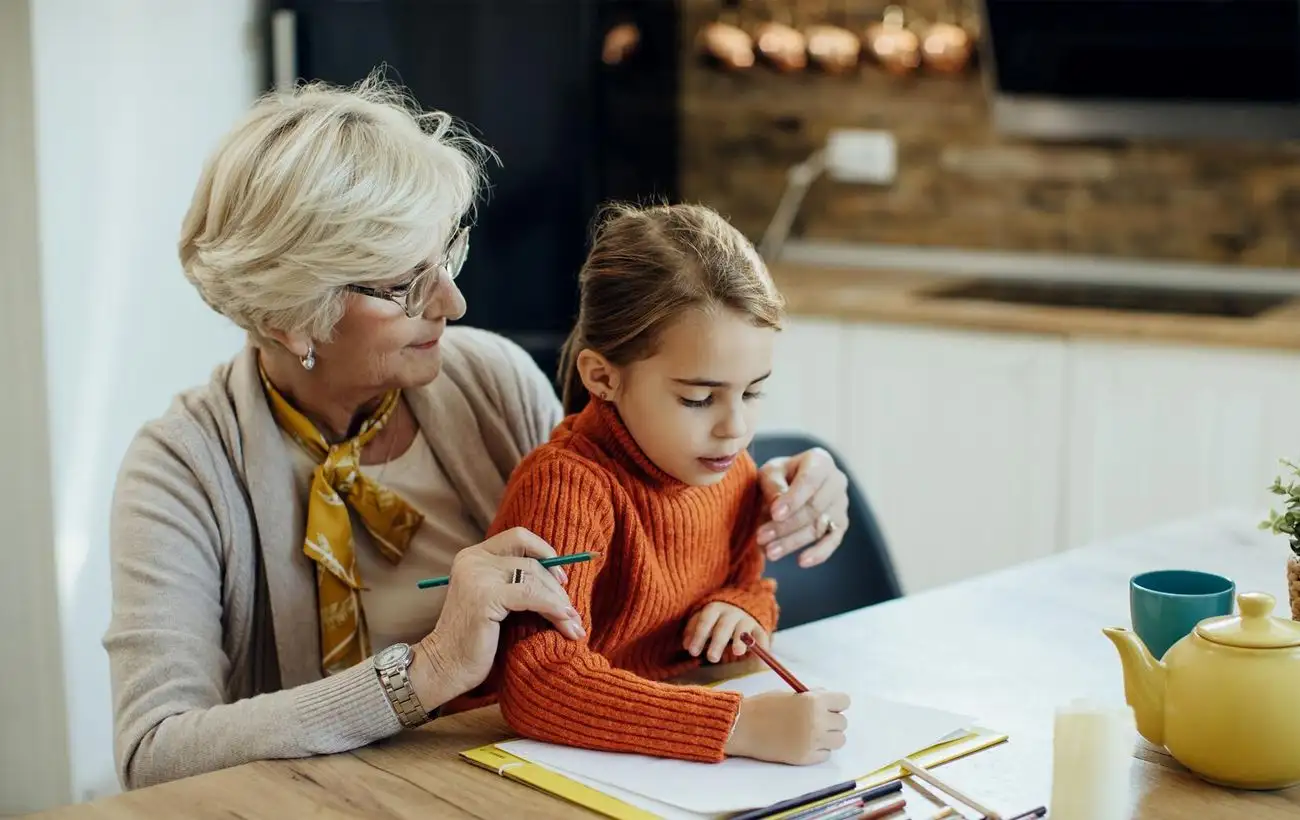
[678,0,1300,266]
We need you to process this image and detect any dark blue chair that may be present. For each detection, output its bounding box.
[750,433,903,630]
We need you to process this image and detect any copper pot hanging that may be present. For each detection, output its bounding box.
[804,0,860,75]
[865,5,921,75]
[601,22,641,66]
[919,0,974,74]
[752,1,808,73]
[698,0,755,70]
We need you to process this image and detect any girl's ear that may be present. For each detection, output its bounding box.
[577,349,621,402]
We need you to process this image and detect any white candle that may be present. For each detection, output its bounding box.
[1049,699,1136,820]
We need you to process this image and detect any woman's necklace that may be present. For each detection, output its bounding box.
[368,401,408,484]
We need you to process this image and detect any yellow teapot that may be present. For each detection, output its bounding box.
[1102,591,1300,790]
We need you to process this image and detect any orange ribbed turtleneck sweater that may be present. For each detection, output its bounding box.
[489,397,778,763]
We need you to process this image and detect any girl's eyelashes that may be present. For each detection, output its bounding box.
[679,390,764,408]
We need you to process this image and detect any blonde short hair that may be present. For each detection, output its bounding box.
[179,71,489,343]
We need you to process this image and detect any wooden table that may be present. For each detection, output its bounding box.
[30,510,1300,819]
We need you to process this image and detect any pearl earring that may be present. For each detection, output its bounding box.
[300,346,316,371]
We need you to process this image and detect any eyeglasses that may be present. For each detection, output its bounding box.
[345,225,471,318]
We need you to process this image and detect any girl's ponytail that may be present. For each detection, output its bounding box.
[558,324,589,416]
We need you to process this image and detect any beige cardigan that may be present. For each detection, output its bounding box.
[103,327,563,789]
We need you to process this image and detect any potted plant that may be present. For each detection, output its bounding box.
[1260,457,1300,621]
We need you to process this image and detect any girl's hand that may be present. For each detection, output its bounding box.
[756,447,849,568]
[684,602,769,663]
[724,690,851,765]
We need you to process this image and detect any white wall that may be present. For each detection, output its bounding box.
[1,0,71,812]
[2,1,262,811]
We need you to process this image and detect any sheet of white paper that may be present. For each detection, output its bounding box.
[498,669,973,815]
[540,760,720,820]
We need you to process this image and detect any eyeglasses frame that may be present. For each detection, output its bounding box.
[345,225,471,318]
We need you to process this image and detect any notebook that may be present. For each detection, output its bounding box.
[461,669,1009,819]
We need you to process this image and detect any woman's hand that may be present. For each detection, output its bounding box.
[684,602,769,663]
[410,528,585,708]
[724,689,850,765]
[756,447,850,568]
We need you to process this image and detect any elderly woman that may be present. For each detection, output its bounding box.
[104,75,851,790]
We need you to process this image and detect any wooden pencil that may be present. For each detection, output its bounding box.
[898,757,1001,820]
[739,632,809,693]
[784,782,904,820]
[858,796,907,819]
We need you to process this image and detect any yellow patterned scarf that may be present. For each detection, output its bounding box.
[258,364,424,676]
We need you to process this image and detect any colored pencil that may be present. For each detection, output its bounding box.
[805,795,906,820]
[805,800,866,820]
[858,796,907,820]
[728,778,858,820]
[1006,807,1047,820]
[415,551,598,589]
[739,632,809,693]
[783,782,904,820]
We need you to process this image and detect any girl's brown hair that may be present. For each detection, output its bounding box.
[558,202,785,415]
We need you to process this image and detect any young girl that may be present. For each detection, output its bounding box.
[489,203,850,766]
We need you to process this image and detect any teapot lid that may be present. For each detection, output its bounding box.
[1196,592,1300,649]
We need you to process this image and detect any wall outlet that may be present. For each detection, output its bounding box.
[825,129,897,184]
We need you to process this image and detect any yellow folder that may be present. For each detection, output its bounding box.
[460,724,1009,820]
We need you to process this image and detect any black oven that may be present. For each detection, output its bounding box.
[978,0,1300,140]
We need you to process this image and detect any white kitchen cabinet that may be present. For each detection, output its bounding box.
[1062,339,1300,550]
[839,324,1069,594]
[765,315,1300,598]
[759,317,850,454]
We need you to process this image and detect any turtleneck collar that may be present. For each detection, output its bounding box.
[572,397,687,492]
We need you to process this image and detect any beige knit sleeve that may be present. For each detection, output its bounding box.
[103,420,401,790]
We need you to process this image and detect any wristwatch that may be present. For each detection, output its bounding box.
[374,643,435,728]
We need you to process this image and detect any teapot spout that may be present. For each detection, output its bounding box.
[1101,626,1166,746]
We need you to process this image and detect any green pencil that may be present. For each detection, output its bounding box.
[415,551,599,589]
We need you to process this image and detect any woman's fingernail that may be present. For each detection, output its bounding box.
[570,623,586,638]
[773,503,789,521]
[565,607,580,619]
[757,526,775,543]
[766,547,781,560]
[557,568,569,584]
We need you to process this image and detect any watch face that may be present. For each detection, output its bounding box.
[375,643,410,670]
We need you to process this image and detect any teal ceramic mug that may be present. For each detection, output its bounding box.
[1130,569,1236,659]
